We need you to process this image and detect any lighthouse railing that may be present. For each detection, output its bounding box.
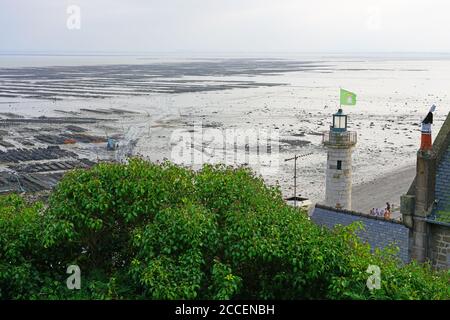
[322,131,357,146]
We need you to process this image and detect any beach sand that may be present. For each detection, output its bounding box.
[351,164,416,217]
[0,55,449,203]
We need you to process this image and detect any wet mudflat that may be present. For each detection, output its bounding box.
[0,56,449,212]
[0,59,329,99]
[0,108,138,194]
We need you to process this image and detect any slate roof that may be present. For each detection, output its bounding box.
[429,112,450,223]
[311,204,410,263]
[435,144,450,213]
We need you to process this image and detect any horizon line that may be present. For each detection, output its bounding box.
[2,50,450,56]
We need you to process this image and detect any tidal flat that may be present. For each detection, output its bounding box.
[1,54,449,211]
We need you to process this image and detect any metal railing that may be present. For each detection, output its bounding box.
[322,130,357,146]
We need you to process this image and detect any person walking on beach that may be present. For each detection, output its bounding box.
[384,202,391,220]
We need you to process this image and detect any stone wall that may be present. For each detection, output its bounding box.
[428,222,450,269]
[312,204,410,263]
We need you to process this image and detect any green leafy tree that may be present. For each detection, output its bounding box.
[0,159,448,300]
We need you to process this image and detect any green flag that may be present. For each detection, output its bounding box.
[340,88,357,106]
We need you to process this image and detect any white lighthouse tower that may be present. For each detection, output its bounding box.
[322,109,357,210]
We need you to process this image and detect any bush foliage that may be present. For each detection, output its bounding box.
[0,159,448,299]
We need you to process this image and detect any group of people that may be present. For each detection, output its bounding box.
[369,202,391,219]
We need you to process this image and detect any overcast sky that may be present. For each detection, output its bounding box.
[1,0,450,53]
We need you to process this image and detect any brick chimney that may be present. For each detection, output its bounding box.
[409,106,437,262]
[415,105,437,215]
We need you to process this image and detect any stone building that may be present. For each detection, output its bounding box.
[311,110,449,269]
[401,111,450,269]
